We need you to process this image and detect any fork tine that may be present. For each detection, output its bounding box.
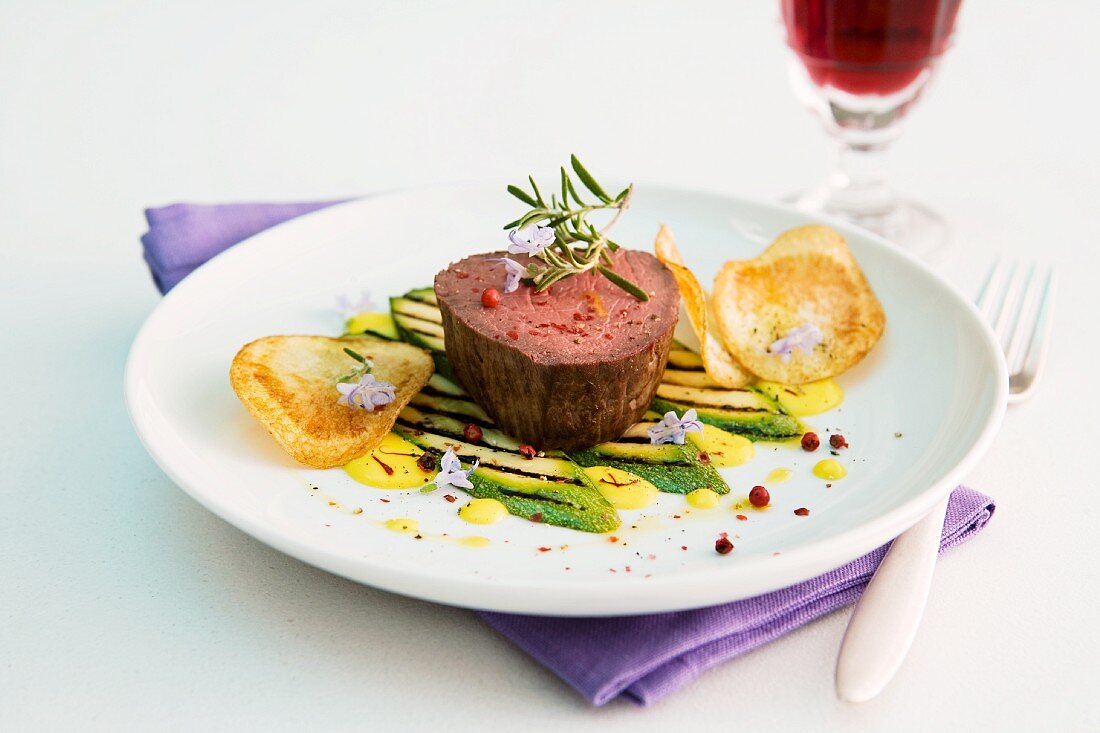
[1003,263,1040,373]
[976,259,1007,318]
[1015,268,1056,398]
[989,261,1023,344]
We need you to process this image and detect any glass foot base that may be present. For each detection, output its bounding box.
[784,192,952,264]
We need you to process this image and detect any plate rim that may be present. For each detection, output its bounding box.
[125,184,1008,616]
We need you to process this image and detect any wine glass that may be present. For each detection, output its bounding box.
[780,0,963,258]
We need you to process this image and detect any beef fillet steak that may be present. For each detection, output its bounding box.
[434,249,679,450]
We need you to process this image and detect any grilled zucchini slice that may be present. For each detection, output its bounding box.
[394,406,619,533]
[390,289,451,377]
[652,344,802,440]
[650,382,802,441]
[568,424,730,495]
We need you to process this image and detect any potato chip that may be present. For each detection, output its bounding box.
[654,225,752,388]
[711,225,885,384]
[230,336,434,468]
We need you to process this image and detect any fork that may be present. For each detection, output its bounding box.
[834,260,1056,703]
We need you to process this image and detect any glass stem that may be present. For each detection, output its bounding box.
[824,139,897,219]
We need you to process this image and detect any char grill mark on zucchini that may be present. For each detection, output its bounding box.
[666,348,705,370]
[390,297,442,346]
[662,368,721,389]
[407,390,494,425]
[396,411,577,479]
[649,390,802,441]
[392,313,445,342]
[413,375,505,429]
[416,384,472,403]
[397,313,444,338]
[470,466,582,494]
[467,470,620,533]
[568,431,730,495]
[396,425,578,485]
[392,315,445,352]
[426,373,466,397]
[390,293,445,349]
[651,348,804,440]
[403,287,438,306]
[655,383,775,411]
[399,404,514,450]
[341,329,399,341]
[392,416,620,533]
[391,296,443,324]
[495,486,575,506]
[390,289,452,377]
[403,385,724,495]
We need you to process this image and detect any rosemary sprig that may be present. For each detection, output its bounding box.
[503,155,648,301]
[338,347,373,382]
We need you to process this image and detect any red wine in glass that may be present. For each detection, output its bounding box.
[784,0,962,96]
[780,0,964,258]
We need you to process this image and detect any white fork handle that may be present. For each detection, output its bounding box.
[835,496,950,702]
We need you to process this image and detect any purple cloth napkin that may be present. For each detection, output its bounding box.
[141,201,996,706]
[141,200,347,293]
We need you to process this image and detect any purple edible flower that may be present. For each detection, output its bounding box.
[336,290,375,318]
[335,373,396,410]
[768,323,824,362]
[492,257,528,294]
[646,409,704,445]
[429,448,480,491]
[507,225,556,256]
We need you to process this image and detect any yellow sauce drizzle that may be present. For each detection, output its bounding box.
[583,467,659,510]
[458,498,508,525]
[686,488,721,509]
[687,424,754,467]
[766,467,793,484]
[384,517,420,535]
[813,459,847,480]
[377,516,488,547]
[345,432,435,489]
[345,311,399,339]
[756,379,844,416]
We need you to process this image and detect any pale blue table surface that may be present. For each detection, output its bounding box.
[1,1,1096,730]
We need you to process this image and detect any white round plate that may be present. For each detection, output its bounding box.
[125,185,1006,616]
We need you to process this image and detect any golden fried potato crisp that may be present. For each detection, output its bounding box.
[711,225,885,384]
[654,225,752,388]
[230,336,433,468]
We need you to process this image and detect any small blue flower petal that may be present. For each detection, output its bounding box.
[646,409,704,445]
[336,373,396,410]
[492,257,527,294]
[768,323,824,361]
[507,225,555,256]
[336,290,375,318]
[431,448,480,491]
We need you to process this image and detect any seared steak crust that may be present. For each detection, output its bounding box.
[434,249,679,450]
